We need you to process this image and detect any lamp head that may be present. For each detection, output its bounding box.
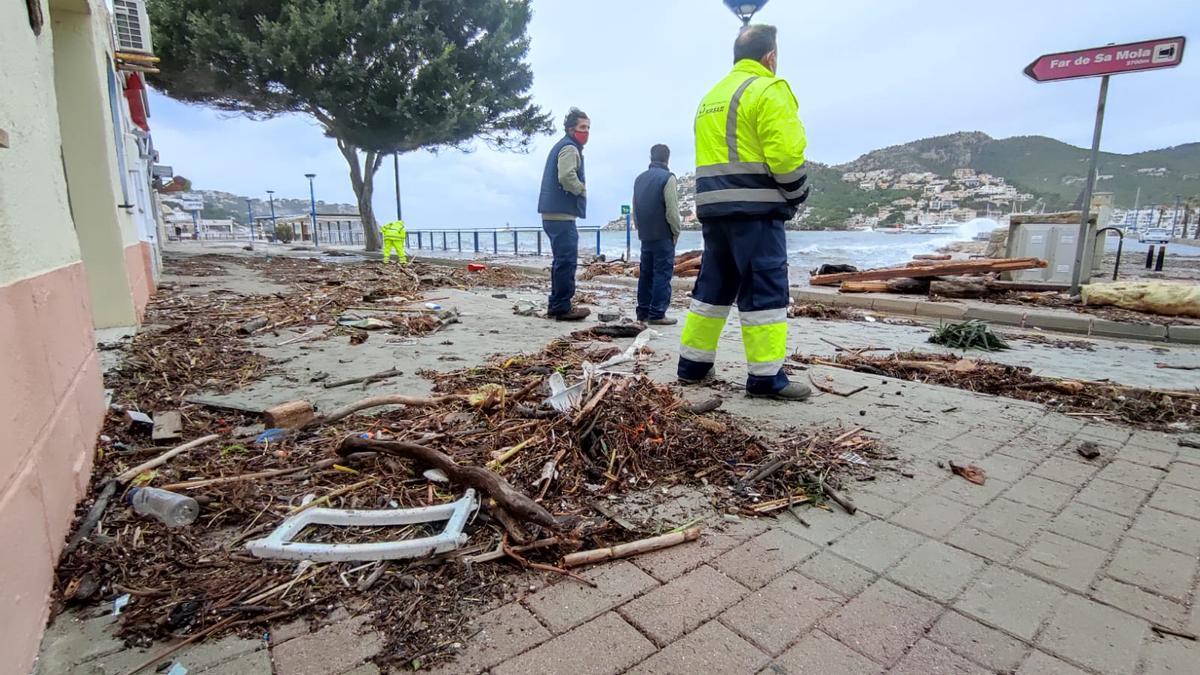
[723,0,768,25]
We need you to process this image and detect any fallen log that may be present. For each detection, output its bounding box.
[561,527,701,568]
[839,278,930,294]
[811,257,1047,286]
[929,278,990,299]
[264,400,316,429]
[321,367,404,389]
[339,437,562,531]
[912,253,952,261]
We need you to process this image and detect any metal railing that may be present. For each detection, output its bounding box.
[407,227,605,257]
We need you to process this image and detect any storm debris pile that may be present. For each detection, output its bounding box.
[795,350,1200,430]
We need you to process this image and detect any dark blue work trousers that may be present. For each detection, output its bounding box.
[637,238,676,321]
[542,219,578,315]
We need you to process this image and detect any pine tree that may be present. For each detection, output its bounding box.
[147,0,551,250]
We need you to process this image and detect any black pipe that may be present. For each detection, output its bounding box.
[1146,245,1155,269]
[1156,245,1167,272]
[1095,227,1124,281]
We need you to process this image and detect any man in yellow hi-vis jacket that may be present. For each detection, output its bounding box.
[381,219,407,264]
[678,24,811,400]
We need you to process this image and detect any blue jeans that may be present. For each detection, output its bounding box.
[542,219,578,315]
[637,238,676,320]
[677,217,791,394]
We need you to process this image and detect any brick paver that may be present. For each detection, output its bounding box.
[889,493,971,538]
[712,528,816,589]
[796,551,876,597]
[973,453,1036,483]
[1148,482,1200,520]
[1091,577,1190,628]
[1097,459,1166,491]
[1117,445,1174,469]
[818,579,940,666]
[631,529,748,582]
[719,571,842,655]
[927,610,1029,673]
[1048,502,1130,550]
[769,630,883,675]
[955,566,1063,640]
[964,498,1050,546]
[427,603,550,674]
[618,565,748,646]
[1139,633,1200,675]
[271,614,382,675]
[1075,478,1149,516]
[1107,537,1196,601]
[1127,507,1200,556]
[1017,650,1092,674]
[1032,456,1102,487]
[625,620,768,675]
[946,526,1021,564]
[491,612,654,675]
[778,504,860,546]
[1004,475,1078,513]
[1038,594,1149,675]
[829,519,925,573]
[523,560,658,633]
[1014,531,1108,592]
[1163,459,1200,487]
[889,639,991,675]
[887,540,987,603]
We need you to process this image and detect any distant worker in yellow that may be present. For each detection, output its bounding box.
[678,24,811,400]
[381,219,408,264]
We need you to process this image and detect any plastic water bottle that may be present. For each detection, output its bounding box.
[127,487,199,527]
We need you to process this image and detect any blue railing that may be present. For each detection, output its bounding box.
[407,227,604,257]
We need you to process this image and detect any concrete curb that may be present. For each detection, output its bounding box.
[789,288,1199,345]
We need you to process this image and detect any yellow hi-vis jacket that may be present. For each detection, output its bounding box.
[694,59,809,221]
[381,220,406,239]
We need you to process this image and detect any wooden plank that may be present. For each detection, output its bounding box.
[810,258,1047,286]
[151,411,183,441]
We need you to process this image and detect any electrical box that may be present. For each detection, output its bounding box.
[1006,215,1100,283]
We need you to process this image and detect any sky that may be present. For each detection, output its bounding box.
[148,0,1200,226]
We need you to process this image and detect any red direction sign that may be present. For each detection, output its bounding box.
[1025,37,1185,82]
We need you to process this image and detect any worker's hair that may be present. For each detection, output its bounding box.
[564,107,590,132]
[650,144,670,163]
[734,24,777,64]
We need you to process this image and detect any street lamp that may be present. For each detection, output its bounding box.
[305,173,319,246]
[723,0,769,26]
[245,198,255,247]
[266,190,277,242]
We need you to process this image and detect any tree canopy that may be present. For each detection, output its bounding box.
[148,0,552,248]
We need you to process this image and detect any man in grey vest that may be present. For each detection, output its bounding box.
[632,144,682,325]
[536,108,591,321]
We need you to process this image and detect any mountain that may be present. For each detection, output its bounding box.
[837,132,1200,209]
[181,189,358,224]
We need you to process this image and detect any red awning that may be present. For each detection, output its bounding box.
[123,72,150,131]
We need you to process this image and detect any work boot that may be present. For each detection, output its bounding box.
[551,306,591,322]
[648,317,678,326]
[748,381,812,401]
[678,370,714,386]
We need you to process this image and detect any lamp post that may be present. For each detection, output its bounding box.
[266,190,277,243]
[723,0,769,26]
[305,173,319,246]
[245,198,254,247]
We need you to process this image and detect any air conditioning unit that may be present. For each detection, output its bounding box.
[113,0,153,54]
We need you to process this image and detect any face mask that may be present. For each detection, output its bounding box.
[573,130,589,146]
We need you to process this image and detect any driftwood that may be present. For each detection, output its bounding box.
[160,456,365,491]
[929,278,990,299]
[264,400,316,429]
[839,278,930,294]
[115,434,221,484]
[912,253,951,261]
[322,367,404,389]
[63,479,118,555]
[561,527,701,568]
[308,394,466,428]
[811,257,1047,286]
[339,437,562,531]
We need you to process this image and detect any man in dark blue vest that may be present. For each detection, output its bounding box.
[537,108,591,321]
[633,144,682,325]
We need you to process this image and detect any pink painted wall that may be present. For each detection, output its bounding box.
[0,261,105,672]
[124,241,154,321]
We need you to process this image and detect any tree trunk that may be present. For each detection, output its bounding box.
[335,135,384,251]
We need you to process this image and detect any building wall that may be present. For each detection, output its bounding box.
[0,1,114,671]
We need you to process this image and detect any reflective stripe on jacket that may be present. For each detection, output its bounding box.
[381,220,406,238]
[694,59,809,221]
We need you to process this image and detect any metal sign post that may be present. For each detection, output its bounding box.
[622,204,632,261]
[1024,36,1185,293]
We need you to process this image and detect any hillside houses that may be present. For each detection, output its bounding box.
[840,166,1033,226]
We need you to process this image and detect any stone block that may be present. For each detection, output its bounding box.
[524,560,658,633]
[711,529,817,589]
[719,571,842,655]
[888,493,972,538]
[887,541,986,602]
[1091,577,1189,629]
[963,306,1024,326]
[1117,445,1174,469]
[271,615,382,675]
[946,527,1021,564]
[1074,478,1149,517]
[931,473,1010,507]
[777,504,862,546]
[491,613,654,675]
[1017,650,1092,675]
[1097,459,1165,491]
[927,610,1029,673]
[871,297,919,315]
[964,498,1048,546]
[1148,482,1200,520]
[914,300,968,320]
[1107,538,1196,601]
[1128,507,1200,556]
[889,639,991,675]
[1164,460,1200,489]
[770,630,883,675]
[1003,475,1078,513]
[1014,531,1108,592]
[1032,456,1101,487]
[970,453,1036,484]
[1090,318,1167,341]
[427,603,551,674]
[1038,593,1148,675]
[1139,631,1200,675]
[617,565,747,646]
[34,614,122,674]
[626,620,768,675]
[819,579,941,667]
[954,566,1063,640]
[1166,323,1200,344]
[830,519,926,573]
[631,528,747,583]
[1023,311,1093,334]
[1048,502,1130,551]
[796,551,876,597]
